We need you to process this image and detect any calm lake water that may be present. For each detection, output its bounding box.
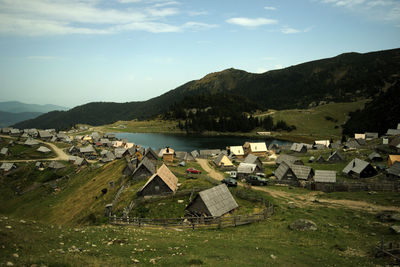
[114,132,291,152]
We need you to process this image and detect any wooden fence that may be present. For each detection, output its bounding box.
[309,181,400,192]
[109,201,274,229]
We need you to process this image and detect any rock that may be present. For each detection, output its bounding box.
[177,200,184,204]
[368,191,377,195]
[289,219,317,231]
[390,225,400,234]
[5,226,11,229]
[6,262,14,266]
[270,254,277,260]
[12,253,18,258]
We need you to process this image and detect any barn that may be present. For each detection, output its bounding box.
[137,164,178,196]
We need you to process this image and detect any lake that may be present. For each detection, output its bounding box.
[114,132,291,152]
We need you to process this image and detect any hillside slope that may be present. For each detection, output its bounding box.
[0,101,68,113]
[14,48,400,130]
[0,111,43,127]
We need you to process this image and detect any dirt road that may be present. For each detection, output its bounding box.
[196,158,400,213]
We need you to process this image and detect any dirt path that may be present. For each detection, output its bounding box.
[197,158,400,213]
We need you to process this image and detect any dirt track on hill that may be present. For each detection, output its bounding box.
[196,158,400,213]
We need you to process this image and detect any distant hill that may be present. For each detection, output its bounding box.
[0,111,43,127]
[0,101,69,113]
[14,48,400,130]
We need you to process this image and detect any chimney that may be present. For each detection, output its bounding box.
[166,146,170,153]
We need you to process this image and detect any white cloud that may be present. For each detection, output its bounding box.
[281,27,301,34]
[264,6,277,10]
[226,17,278,27]
[0,0,214,36]
[188,10,208,16]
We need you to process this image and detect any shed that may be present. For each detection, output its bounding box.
[80,145,96,156]
[191,150,200,159]
[344,140,361,149]
[213,154,234,168]
[276,154,303,166]
[237,163,257,178]
[101,151,116,163]
[0,163,16,172]
[199,149,221,158]
[185,184,238,217]
[69,146,80,155]
[365,132,378,140]
[316,155,326,163]
[74,157,88,166]
[9,129,21,136]
[274,162,296,181]
[314,140,330,148]
[354,133,366,140]
[37,146,51,153]
[35,161,44,169]
[131,157,156,181]
[313,170,336,183]
[48,161,66,170]
[229,146,245,159]
[388,155,400,167]
[244,154,263,171]
[387,129,400,136]
[327,150,344,163]
[290,143,307,153]
[368,152,383,162]
[38,130,52,140]
[114,148,128,159]
[386,162,400,179]
[159,147,175,162]
[137,164,178,196]
[342,158,377,178]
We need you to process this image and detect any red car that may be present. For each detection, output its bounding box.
[186,168,201,174]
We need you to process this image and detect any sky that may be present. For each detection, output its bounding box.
[0,0,399,108]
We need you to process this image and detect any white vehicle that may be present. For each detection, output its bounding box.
[230,171,237,178]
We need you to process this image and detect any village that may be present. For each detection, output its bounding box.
[1,123,400,265]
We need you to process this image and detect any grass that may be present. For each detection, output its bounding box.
[0,143,55,160]
[317,191,400,207]
[94,119,183,134]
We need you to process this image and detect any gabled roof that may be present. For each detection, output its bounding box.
[144,147,158,160]
[158,147,175,157]
[387,129,400,136]
[74,157,87,166]
[80,145,95,153]
[199,149,221,157]
[344,139,361,149]
[114,148,127,158]
[290,164,313,180]
[237,163,256,174]
[389,155,400,165]
[365,132,378,139]
[327,150,344,161]
[38,130,52,138]
[389,136,400,148]
[342,158,371,175]
[48,161,65,169]
[141,164,178,193]
[37,146,51,153]
[291,143,307,152]
[0,147,9,155]
[191,150,199,158]
[196,184,238,217]
[316,155,325,162]
[24,138,39,146]
[248,142,267,152]
[213,154,234,167]
[230,146,244,156]
[132,157,156,177]
[244,154,260,165]
[368,152,382,160]
[314,170,336,183]
[387,162,400,177]
[276,154,302,166]
[274,162,292,180]
[0,162,16,172]
[175,151,188,160]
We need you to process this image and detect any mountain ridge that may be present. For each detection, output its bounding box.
[13,47,400,131]
[0,101,69,113]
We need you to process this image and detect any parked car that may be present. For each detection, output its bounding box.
[245,175,268,186]
[229,171,237,178]
[221,178,238,187]
[87,155,97,160]
[186,168,201,174]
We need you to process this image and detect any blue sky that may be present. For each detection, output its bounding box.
[0,0,399,108]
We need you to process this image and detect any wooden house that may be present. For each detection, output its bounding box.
[237,163,257,179]
[276,154,303,166]
[389,136,400,153]
[313,140,330,148]
[144,147,158,165]
[0,162,16,172]
[199,149,221,158]
[37,146,51,153]
[354,133,366,140]
[290,143,307,153]
[243,142,268,157]
[185,184,238,217]
[388,155,400,167]
[159,147,175,162]
[228,146,245,159]
[365,132,378,140]
[131,157,156,181]
[368,152,383,162]
[137,164,178,196]
[37,130,52,141]
[274,162,296,181]
[74,157,88,166]
[80,145,96,158]
[213,154,234,168]
[24,138,39,146]
[386,162,400,180]
[0,147,10,157]
[243,154,263,172]
[191,150,200,159]
[342,158,377,178]
[48,161,65,170]
[290,164,314,181]
[327,150,345,163]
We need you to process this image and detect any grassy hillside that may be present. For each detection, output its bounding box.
[0,111,42,127]
[14,48,400,130]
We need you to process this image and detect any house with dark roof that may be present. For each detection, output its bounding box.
[38,130,52,141]
[365,132,379,140]
[237,163,257,179]
[313,170,336,183]
[137,164,178,196]
[327,150,345,163]
[144,148,158,165]
[48,161,66,170]
[274,162,296,181]
[0,162,16,172]
[389,136,400,153]
[344,139,361,150]
[131,157,156,181]
[316,155,326,163]
[368,152,383,162]
[276,154,303,166]
[342,158,377,178]
[80,145,96,157]
[24,138,39,146]
[185,184,238,217]
[0,147,10,157]
[244,154,263,171]
[386,162,400,179]
[290,164,314,181]
[290,143,307,153]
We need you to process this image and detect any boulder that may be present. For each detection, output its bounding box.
[289,219,317,231]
